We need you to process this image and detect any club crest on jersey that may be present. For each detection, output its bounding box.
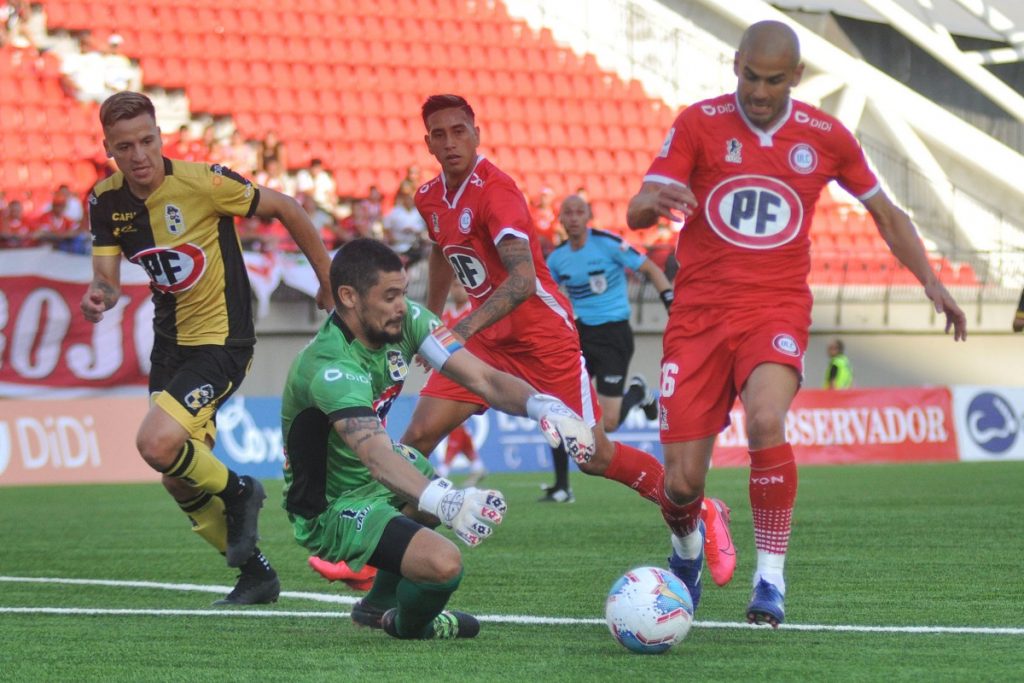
[725,138,742,164]
[165,204,185,235]
[386,349,408,382]
[788,143,818,174]
[704,174,803,250]
[184,383,215,411]
[459,208,473,234]
[588,272,608,294]
[772,334,801,357]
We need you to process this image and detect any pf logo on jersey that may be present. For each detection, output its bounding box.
[129,243,207,293]
[443,245,491,297]
[705,174,803,250]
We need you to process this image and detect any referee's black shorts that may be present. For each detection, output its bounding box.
[577,319,634,397]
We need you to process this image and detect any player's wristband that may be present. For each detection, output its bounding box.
[418,477,455,515]
[659,289,674,311]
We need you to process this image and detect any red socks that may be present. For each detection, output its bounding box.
[604,442,702,537]
[749,443,798,554]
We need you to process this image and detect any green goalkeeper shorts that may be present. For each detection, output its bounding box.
[290,446,435,571]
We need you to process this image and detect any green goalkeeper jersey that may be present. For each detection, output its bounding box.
[281,300,456,519]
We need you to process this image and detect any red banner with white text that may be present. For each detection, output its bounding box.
[0,249,155,395]
[712,387,959,467]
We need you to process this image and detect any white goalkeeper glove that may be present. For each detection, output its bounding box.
[418,478,507,547]
[527,394,597,464]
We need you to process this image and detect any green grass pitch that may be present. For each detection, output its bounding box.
[1,461,1021,682]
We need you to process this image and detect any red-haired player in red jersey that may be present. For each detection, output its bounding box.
[627,20,967,627]
[397,94,735,606]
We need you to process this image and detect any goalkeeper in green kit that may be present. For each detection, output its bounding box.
[280,238,594,640]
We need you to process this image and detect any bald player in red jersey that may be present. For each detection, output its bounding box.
[400,95,735,600]
[628,20,967,627]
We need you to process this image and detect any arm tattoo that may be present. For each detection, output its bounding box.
[337,415,387,451]
[453,238,534,339]
[93,278,119,309]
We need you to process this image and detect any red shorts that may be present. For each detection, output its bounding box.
[659,305,810,443]
[445,424,475,459]
[421,336,602,427]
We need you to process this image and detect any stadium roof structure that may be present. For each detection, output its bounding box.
[773,0,1024,123]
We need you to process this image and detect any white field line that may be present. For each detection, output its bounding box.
[1,576,1022,636]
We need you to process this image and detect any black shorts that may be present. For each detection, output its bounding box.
[149,336,253,439]
[577,319,634,397]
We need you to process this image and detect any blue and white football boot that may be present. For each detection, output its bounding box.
[667,521,704,611]
[746,578,785,628]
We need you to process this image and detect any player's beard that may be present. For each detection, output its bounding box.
[362,313,404,346]
[365,326,403,346]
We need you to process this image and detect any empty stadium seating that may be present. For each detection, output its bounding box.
[1,0,979,287]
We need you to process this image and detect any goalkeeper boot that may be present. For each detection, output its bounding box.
[308,556,377,591]
[213,569,280,606]
[224,476,266,568]
[746,579,785,628]
[350,599,388,629]
[667,522,704,610]
[702,497,736,587]
[381,608,481,639]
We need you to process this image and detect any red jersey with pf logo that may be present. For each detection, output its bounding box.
[645,93,880,310]
[416,156,575,351]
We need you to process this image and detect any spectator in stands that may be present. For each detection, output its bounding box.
[2,0,34,49]
[255,158,295,197]
[100,33,139,96]
[45,184,85,224]
[383,179,427,266]
[823,339,853,389]
[360,184,384,228]
[626,20,966,628]
[31,191,89,254]
[529,186,561,254]
[336,198,374,244]
[295,158,339,216]
[165,125,207,163]
[80,91,333,606]
[59,32,109,102]
[216,130,258,175]
[257,130,287,173]
[298,192,337,247]
[1013,288,1024,332]
[0,198,30,247]
[403,163,422,188]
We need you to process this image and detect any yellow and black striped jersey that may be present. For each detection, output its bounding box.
[89,158,260,346]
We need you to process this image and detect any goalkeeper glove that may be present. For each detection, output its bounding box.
[526,393,597,464]
[418,478,507,547]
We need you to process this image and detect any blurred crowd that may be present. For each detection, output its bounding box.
[1,117,679,271]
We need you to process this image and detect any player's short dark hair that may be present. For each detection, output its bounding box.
[99,91,156,129]
[331,238,405,301]
[421,94,475,129]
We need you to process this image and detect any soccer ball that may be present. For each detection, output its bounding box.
[605,566,694,654]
